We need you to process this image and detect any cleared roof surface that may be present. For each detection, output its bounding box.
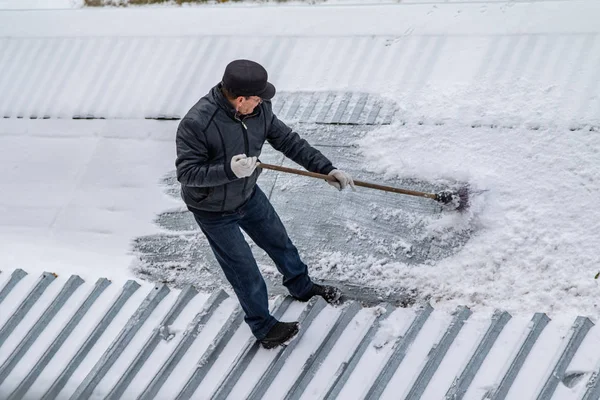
[131,90,473,303]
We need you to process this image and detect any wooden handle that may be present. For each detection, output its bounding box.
[257,162,437,200]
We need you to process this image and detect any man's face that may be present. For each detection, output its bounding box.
[234,96,262,115]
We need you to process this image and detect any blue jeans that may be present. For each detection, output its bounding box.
[192,186,313,339]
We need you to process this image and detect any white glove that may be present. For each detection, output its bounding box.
[327,169,355,191]
[231,154,257,178]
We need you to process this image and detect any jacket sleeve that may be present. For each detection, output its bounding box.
[266,113,336,175]
[175,117,236,187]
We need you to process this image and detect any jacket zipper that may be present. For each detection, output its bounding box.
[213,121,229,213]
[239,118,250,198]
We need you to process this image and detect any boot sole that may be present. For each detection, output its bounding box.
[293,290,343,304]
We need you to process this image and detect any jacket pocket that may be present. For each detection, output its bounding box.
[185,186,212,204]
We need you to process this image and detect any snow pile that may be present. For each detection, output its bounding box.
[321,108,600,316]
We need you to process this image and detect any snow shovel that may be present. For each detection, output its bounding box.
[257,162,469,211]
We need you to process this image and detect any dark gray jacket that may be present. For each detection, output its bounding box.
[176,84,335,214]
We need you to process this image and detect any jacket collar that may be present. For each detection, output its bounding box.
[211,83,237,119]
[210,83,261,121]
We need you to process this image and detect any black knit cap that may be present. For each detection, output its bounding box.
[222,59,276,100]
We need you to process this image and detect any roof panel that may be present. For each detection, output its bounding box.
[0,270,598,399]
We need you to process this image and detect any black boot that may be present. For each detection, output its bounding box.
[295,283,342,305]
[260,321,299,349]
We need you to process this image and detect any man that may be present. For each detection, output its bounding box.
[175,59,354,349]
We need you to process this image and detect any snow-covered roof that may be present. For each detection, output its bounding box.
[1,270,599,399]
[2,3,600,399]
[0,3,599,124]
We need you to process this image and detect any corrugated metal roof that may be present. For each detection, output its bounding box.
[0,33,599,124]
[1,7,600,399]
[1,269,599,399]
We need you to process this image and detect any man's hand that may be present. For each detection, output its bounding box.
[327,169,355,191]
[231,154,257,178]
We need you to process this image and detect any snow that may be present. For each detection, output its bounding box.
[553,328,600,399]
[419,313,491,399]
[298,308,376,399]
[379,310,452,399]
[0,273,38,334]
[0,0,598,321]
[351,119,600,317]
[0,273,64,368]
[153,297,238,399]
[91,288,181,398]
[225,301,305,399]
[1,278,89,394]
[0,0,82,10]
[262,305,342,399]
[1,0,600,396]
[505,319,571,399]
[1,1,599,38]
[0,120,177,282]
[121,292,211,398]
[0,0,598,318]
[13,280,131,398]
[372,307,415,349]
[334,307,415,399]
[192,315,254,398]
[462,315,533,399]
[54,282,149,398]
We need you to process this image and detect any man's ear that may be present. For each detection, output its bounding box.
[234,97,243,113]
